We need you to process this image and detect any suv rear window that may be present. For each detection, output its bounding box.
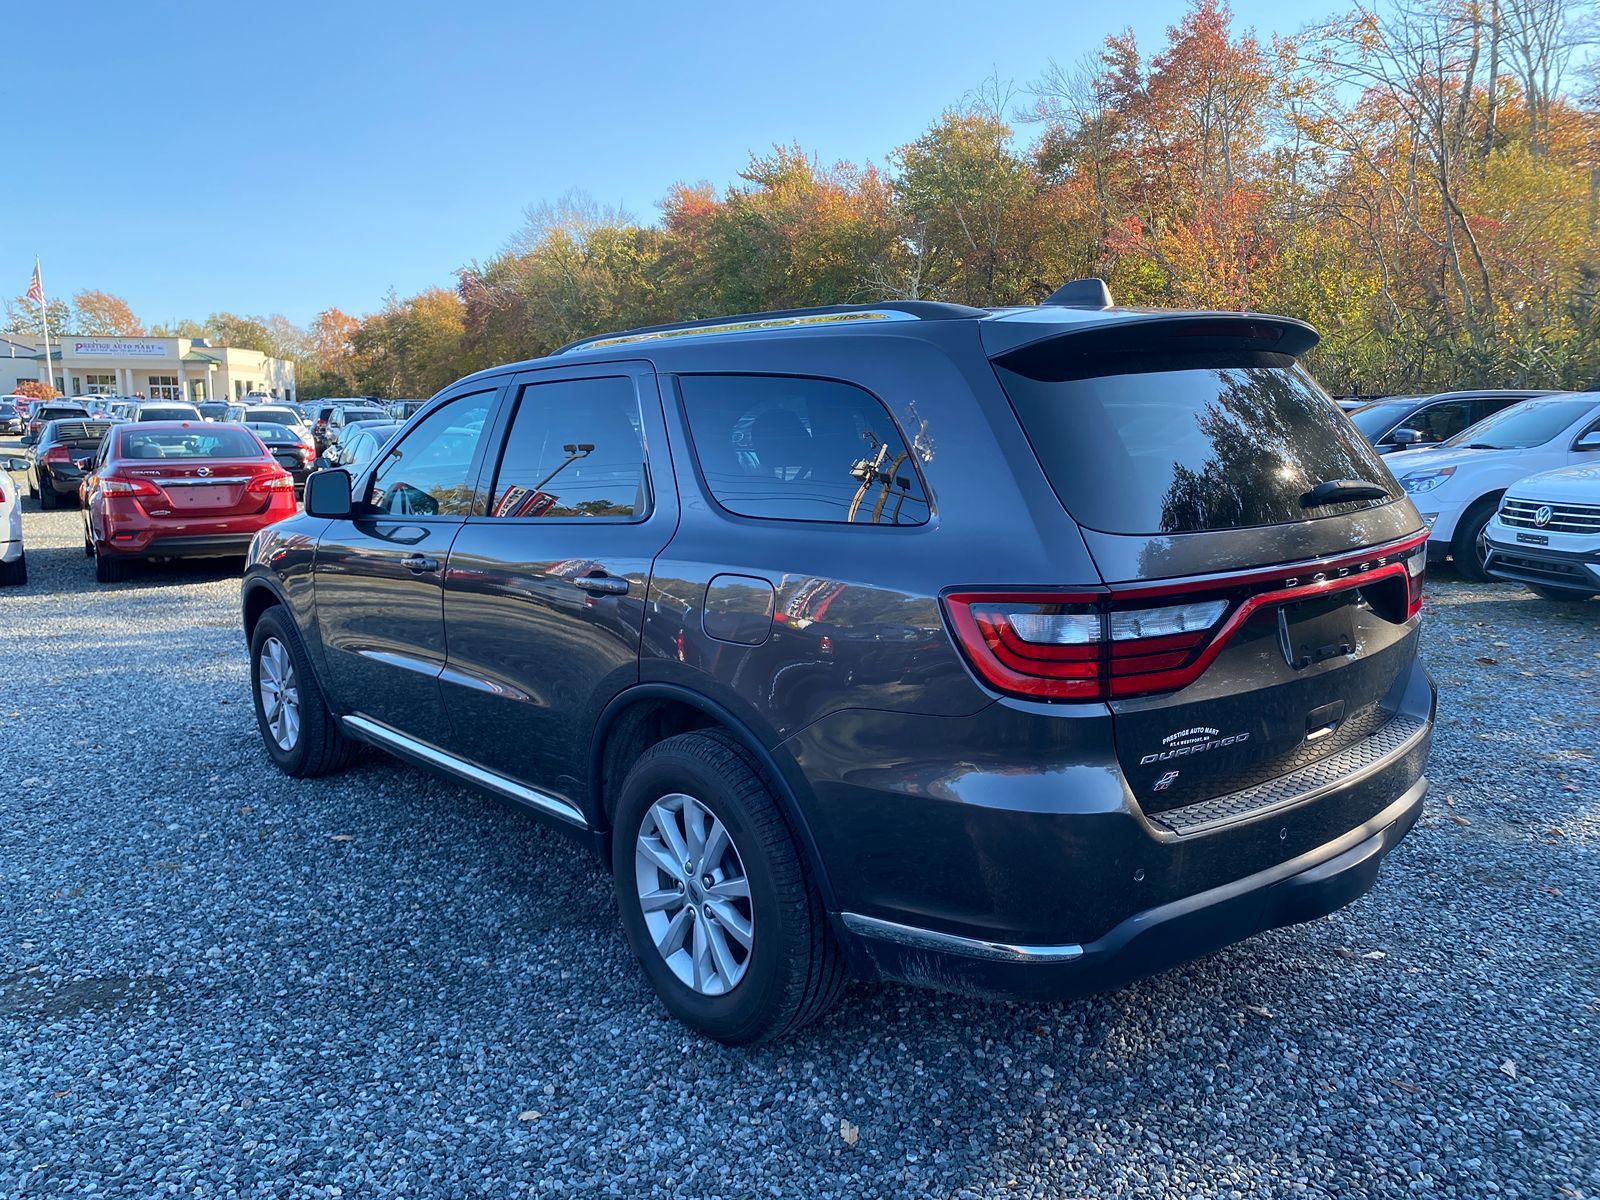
[678,374,929,525]
[994,350,1399,535]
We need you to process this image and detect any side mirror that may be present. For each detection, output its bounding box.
[1576,431,1600,451]
[1388,427,1423,447]
[3,457,24,471]
[304,468,354,518]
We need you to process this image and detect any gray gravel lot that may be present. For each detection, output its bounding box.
[1,450,1597,1199]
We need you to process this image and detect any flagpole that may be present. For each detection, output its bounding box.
[35,258,54,393]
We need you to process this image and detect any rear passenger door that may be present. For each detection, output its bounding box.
[440,362,675,805]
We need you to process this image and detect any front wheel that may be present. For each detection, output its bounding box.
[249,607,355,778]
[612,730,846,1044]
[1450,498,1499,583]
[1528,583,1596,602]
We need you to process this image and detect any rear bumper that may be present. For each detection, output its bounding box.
[43,466,85,496]
[124,533,258,559]
[840,777,1425,1000]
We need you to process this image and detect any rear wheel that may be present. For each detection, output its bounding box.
[612,730,846,1044]
[93,542,132,583]
[249,606,355,777]
[36,478,56,510]
[0,553,24,587]
[1528,583,1596,602]
[1450,497,1499,582]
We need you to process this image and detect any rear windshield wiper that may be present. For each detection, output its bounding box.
[1299,478,1390,507]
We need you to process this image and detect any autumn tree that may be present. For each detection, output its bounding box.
[3,296,72,337]
[72,290,144,336]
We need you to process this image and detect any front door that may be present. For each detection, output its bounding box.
[315,387,502,736]
[441,363,675,806]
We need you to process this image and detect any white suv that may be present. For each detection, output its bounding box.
[1386,394,1600,579]
[1483,463,1600,600]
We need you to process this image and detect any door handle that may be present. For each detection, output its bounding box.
[572,573,630,595]
[401,554,441,573]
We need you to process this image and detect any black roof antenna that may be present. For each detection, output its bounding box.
[1042,278,1114,309]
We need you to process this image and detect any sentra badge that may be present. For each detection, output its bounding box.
[1140,725,1250,765]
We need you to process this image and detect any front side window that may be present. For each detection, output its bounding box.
[487,376,647,518]
[677,374,929,524]
[367,392,493,517]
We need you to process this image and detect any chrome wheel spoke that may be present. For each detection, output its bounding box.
[257,637,301,751]
[708,900,753,948]
[704,918,741,982]
[638,887,681,914]
[706,875,748,901]
[656,906,691,958]
[637,833,686,884]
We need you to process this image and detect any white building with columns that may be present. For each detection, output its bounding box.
[3,334,295,403]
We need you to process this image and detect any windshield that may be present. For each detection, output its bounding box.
[996,349,1400,535]
[118,427,264,459]
[1442,397,1595,450]
[1349,399,1414,438]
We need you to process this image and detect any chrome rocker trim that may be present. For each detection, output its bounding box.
[341,715,588,829]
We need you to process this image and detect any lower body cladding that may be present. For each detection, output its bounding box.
[1483,526,1600,595]
[784,661,1434,1001]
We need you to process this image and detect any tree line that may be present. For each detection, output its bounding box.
[10,0,1597,400]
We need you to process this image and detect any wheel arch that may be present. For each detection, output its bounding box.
[589,684,838,910]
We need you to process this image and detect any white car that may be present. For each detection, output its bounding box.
[1482,462,1600,600]
[1385,393,1600,580]
[1,462,25,586]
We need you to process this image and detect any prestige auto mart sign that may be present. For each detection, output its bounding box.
[70,339,171,357]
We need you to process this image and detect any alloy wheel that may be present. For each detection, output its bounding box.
[257,636,302,751]
[634,792,754,996]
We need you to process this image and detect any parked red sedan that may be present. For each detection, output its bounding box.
[81,422,296,583]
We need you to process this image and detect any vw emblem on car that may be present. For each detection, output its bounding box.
[197,466,212,478]
[1533,504,1553,527]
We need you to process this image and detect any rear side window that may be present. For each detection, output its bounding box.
[487,376,646,518]
[678,375,929,525]
[994,350,1398,535]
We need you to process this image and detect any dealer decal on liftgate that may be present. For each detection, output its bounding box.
[1139,725,1252,766]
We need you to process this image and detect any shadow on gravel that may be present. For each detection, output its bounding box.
[19,543,248,597]
[0,970,169,1021]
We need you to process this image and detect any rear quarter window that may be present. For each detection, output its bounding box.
[994,349,1400,535]
[677,374,929,525]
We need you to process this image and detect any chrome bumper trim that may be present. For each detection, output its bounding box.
[840,912,1085,963]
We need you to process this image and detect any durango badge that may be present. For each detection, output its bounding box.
[1140,725,1251,765]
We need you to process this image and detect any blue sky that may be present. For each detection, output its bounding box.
[4,0,1330,328]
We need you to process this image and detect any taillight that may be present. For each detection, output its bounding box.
[248,471,295,494]
[945,534,1429,703]
[1404,543,1426,618]
[43,446,70,463]
[946,592,1228,701]
[101,476,163,497]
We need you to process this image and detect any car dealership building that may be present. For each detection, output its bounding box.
[1,334,296,402]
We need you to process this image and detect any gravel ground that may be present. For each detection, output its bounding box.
[1,448,1597,1199]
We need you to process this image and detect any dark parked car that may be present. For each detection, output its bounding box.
[1349,390,1556,453]
[23,401,90,445]
[323,421,402,472]
[83,422,296,582]
[241,281,1434,1043]
[243,421,318,492]
[197,402,232,422]
[26,419,112,508]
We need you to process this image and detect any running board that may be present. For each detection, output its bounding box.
[341,715,588,829]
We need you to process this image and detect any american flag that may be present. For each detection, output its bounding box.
[25,261,44,305]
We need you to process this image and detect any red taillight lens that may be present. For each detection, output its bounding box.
[1404,544,1426,618]
[101,476,163,497]
[248,471,295,494]
[43,446,70,463]
[946,592,1229,701]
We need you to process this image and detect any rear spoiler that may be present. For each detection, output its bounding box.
[981,310,1319,364]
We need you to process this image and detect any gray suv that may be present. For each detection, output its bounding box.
[242,281,1435,1042]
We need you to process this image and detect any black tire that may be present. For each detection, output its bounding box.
[82,526,93,558]
[36,478,55,510]
[1450,497,1499,582]
[249,605,356,778]
[93,544,133,583]
[612,730,846,1044]
[1528,583,1596,602]
[0,553,24,587]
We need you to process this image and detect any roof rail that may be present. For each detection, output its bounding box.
[554,300,988,355]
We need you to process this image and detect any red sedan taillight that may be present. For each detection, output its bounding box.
[100,476,164,497]
[247,471,296,495]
